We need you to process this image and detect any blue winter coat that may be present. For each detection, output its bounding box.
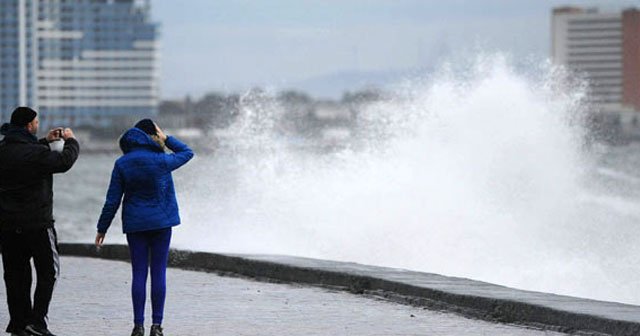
[97,128,194,234]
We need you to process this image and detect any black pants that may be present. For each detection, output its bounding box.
[0,228,59,333]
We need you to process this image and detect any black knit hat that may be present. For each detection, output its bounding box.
[134,118,157,135]
[10,107,37,127]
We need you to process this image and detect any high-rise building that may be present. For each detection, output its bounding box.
[0,0,159,127]
[552,6,640,113]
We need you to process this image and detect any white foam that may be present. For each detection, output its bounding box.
[174,55,640,305]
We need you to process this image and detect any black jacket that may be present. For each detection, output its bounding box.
[0,124,79,232]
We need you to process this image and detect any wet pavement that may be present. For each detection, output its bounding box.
[0,257,563,336]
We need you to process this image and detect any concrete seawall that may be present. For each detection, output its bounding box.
[58,243,640,336]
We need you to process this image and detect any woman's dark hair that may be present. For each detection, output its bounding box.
[134,119,157,135]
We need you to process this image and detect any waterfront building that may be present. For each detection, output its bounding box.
[0,0,159,127]
[552,6,640,114]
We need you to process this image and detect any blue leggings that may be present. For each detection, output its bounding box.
[126,227,172,326]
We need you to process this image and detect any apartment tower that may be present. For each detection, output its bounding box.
[0,0,159,127]
[552,6,640,113]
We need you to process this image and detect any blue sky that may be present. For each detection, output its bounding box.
[153,0,639,99]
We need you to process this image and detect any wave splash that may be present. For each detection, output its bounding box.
[176,55,640,305]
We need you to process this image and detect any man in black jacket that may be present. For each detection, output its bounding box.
[0,107,79,336]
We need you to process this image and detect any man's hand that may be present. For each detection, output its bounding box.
[45,128,63,142]
[95,232,105,248]
[62,128,75,140]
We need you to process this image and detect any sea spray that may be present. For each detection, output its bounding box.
[173,55,640,305]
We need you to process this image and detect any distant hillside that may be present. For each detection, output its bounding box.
[291,67,434,99]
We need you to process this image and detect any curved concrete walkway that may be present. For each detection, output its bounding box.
[55,243,640,335]
[0,257,562,336]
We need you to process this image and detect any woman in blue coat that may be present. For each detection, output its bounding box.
[95,119,194,336]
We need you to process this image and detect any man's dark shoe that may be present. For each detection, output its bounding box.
[130,325,144,336]
[25,325,56,336]
[150,324,164,336]
[11,330,30,336]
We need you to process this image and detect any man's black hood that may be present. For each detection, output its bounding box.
[0,122,38,143]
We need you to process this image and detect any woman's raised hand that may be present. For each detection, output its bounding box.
[155,123,167,142]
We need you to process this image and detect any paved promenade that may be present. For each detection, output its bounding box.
[0,257,562,336]
[50,244,640,335]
